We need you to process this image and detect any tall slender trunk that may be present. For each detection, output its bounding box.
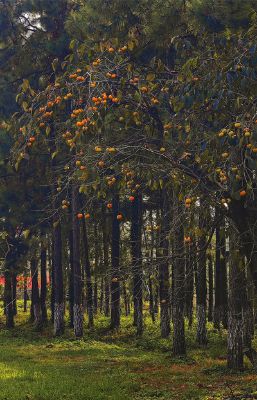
[207,254,213,322]
[72,184,83,337]
[81,217,94,328]
[40,243,48,323]
[185,244,194,327]
[228,208,257,370]
[23,270,28,312]
[68,230,74,327]
[149,274,155,322]
[123,281,130,316]
[227,226,244,371]
[159,188,170,338]
[12,272,17,316]
[50,238,55,323]
[172,194,186,355]
[93,223,99,315]
[100,277,104,313]
[110,193,120,329]
[31,259,42,330]
[241,265,254,356]
[93,278,98,314]
[148,210,156,323]
[196,211,207,345]
[103,207,110,317]
[53,221,64,336]
[131,193,143,335]
[214,215,228,329]
[4,265,14,328]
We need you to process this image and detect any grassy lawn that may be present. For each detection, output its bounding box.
[0,305,256,400]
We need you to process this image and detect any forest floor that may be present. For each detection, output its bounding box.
[0,303,256,400]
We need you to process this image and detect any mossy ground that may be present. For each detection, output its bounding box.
[0,302,256,400]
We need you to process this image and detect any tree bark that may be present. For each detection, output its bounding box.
[11,272,17,316]
[81,216,94,328]
[72,184,83,337]
[207,254,213,322]
[110,193,121,329]
[185,244,194,327]
[227,227,244,371]
[195,211,207,345]
[93,223,99,315]
[158,188,171,338]
[40,243,48,323]
[214,214,228,329]
[149,274,155,322]
[131,193,143,335]
[53,221,64,336]
[30,259,42,330]
[123,281,130,316]
[4,265,14,328]
[102,207,110,317]
[172,193,186,356]
[100,277,104,313]
[23,270,28,313]
[50,238,55,323]
[68,229,74,327]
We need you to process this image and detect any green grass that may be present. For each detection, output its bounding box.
[0,304,256,400]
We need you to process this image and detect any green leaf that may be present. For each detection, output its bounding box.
[146,73,155,82]
[51,151,58,159]
[69,39,77,50]
[51,58,59,72]
[22,79,30,91]
[22,101,29,111]
[23,229,30,239]
[53,221,60,229]
[79,185,88,194]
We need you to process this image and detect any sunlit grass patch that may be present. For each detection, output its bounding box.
[0,304,256,399]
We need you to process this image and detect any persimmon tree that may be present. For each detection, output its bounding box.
[2,0,257,372]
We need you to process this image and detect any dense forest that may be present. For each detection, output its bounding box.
[1,1,257,399]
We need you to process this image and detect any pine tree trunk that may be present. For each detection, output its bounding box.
[148,210,156,323]
[131,193,143,335]
[40,244,48,323]
[149,274,155,322]
[5,265,14,328]
[227,312,243,371]
[72,184,83,337]
[102,207,110,317]
[110,193,120,329]
[12,272,17,316]
[159,188,171,338]
[104,278,110,317]
[100,278,104,313]
[172,194,186,356]
[227,227,244,371]
[154,286,159,315]
[240,266,254,356]
[50,238,55,323]
[93,223,99,315]
[123,282,130,316]
[214,216,221,329]
[93,278,98,314]
[23,271,28,312]
[31,259,42,330]
[68,230,74,327]
[185,245,194,327]
[81,217,94,328]
[207,255,213,322]
[214,215,228,329]
[196,211,207,345]
[53,221,64,336]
